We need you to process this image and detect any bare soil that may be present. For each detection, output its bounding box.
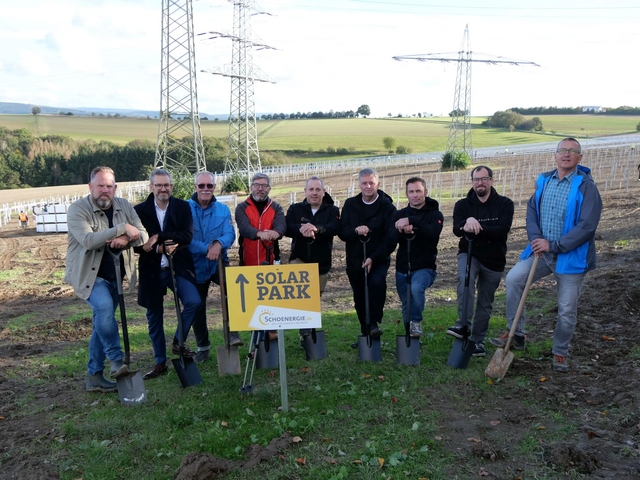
[1,165,639,479]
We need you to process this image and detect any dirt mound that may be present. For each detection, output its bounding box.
[173,433,293,480]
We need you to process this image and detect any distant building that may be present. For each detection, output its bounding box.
[583,106,604,113]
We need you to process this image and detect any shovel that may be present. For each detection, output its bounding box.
[396,232,420,366]
[216,263,241,376]
[485,256,539,380]
[165,242,202,388]
[357,235,381,361]
[108,247,147,406]
[259,240,276,356]
[447,235,476,369]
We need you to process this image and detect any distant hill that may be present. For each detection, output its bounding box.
[0,101,225,120]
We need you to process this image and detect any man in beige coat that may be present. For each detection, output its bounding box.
[65,166,148,392]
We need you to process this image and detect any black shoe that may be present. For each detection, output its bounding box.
[172,344,197,358]
[472,342,486,357]
[369,327,383,337]
[350,342,359,349]
[193,350,210,364]
[229,332,244,347]
[143,363,168,380]
[446,325,470,339]
[86,372,117,392]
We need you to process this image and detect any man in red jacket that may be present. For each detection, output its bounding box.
[235,173,286,341]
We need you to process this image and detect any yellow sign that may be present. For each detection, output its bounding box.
[226,263,321,331]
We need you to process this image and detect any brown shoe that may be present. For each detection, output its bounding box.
[143,363,168,380]
[229,331,244,347]
[172,344,196,358]
[267,331,278,341]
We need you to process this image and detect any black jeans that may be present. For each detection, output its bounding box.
[347,264,389,336]
[193,262,228,350]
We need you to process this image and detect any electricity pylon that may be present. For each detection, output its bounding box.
[202,0,275,186]
[155,0,206,174]
[393,24,539,158]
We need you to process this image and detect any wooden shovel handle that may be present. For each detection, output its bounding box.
[503,256,539,353]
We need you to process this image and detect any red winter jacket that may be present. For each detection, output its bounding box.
[235,196,286,266]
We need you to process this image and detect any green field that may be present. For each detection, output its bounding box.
[1,114,638,159]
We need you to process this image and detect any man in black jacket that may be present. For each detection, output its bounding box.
[286,176,340,338]
[392,177,444,337]
[339,168,397,346]
[134,169,201,380]
[446,165,514,357]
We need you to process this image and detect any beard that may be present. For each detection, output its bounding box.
[95,196,112,209]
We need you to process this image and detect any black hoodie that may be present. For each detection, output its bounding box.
[339,190,397,271]
[392,197,444,273]
[285,193,340,275]
[452,186,514,272]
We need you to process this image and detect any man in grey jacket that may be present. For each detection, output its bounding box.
[65,166,148,392]
[489,138,602,372]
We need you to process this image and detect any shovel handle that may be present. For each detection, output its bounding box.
[503,256,539,353]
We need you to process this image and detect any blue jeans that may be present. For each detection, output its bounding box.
[85,277,123,375]
[396,268,437,324]
[505,253,585,357]
[146,270,201,364]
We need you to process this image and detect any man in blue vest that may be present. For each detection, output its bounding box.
[489,138,602,373]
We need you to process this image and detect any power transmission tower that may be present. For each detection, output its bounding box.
[202,0,275,186]
[155,0,206,174]
[393,24,539,159]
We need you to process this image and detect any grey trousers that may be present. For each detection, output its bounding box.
[455,253,504,344]
[505,253,585,357]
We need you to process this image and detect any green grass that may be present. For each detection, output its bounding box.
[5,300,562,480]
[2,114,637,160]
[0,268,26,280]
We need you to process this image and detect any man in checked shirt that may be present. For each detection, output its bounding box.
[489,138,602,373]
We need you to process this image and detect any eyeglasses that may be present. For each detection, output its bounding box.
[153,183,172,189]
[251,183,271,190]
[472,177,492,183]
[556,148,581,155]
[197,183,215,189]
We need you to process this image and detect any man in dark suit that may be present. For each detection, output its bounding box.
[134,169,201,380]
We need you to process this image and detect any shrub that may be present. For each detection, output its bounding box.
[220,172,249,194]
[168,171,196,200]
[336,147,349,155]
[395,145,408,154]
[441,151,471,170]
[326,146,335,154]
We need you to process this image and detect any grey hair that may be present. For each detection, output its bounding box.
[557,137,582,154]
[90,166,115,183]
[305,175,324,189]
[251,172,271,185]
[149,168,173,184]
[195,171,215,184]
[358,168,378,182]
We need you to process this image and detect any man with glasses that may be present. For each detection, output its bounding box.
[66,166,147,392]
[134,169,201,380]
[446,166,514,358]
[489,138,602,372]
[188,171,241,364]
[235,173,286,341]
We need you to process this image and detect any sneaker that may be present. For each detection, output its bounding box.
[553,354,569,372]
[489,331,526,351]
[193,350,210,364]
[472,342,486,357]
[229,332,244,347]
[446,325,470,339]
[369,326,383,337]
[86,372,117,392]
[409,322,422,338]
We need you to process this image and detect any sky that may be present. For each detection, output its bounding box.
[1,0,639,118]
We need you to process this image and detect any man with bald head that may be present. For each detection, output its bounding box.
[188,171,240,363]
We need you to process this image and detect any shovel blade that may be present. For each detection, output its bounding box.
[446,337,476,370]
[357,335,381,362]
[396,335,420,366]
[485,348,515,380]
[171,357,203,388]
[116,372,147,406]
[216,345,241,376]
[302,331,328,361]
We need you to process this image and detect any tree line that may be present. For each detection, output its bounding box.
[0,127,227,189]
[482,111,544,131]
[509,105,640,115]
[260,104,371,120]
